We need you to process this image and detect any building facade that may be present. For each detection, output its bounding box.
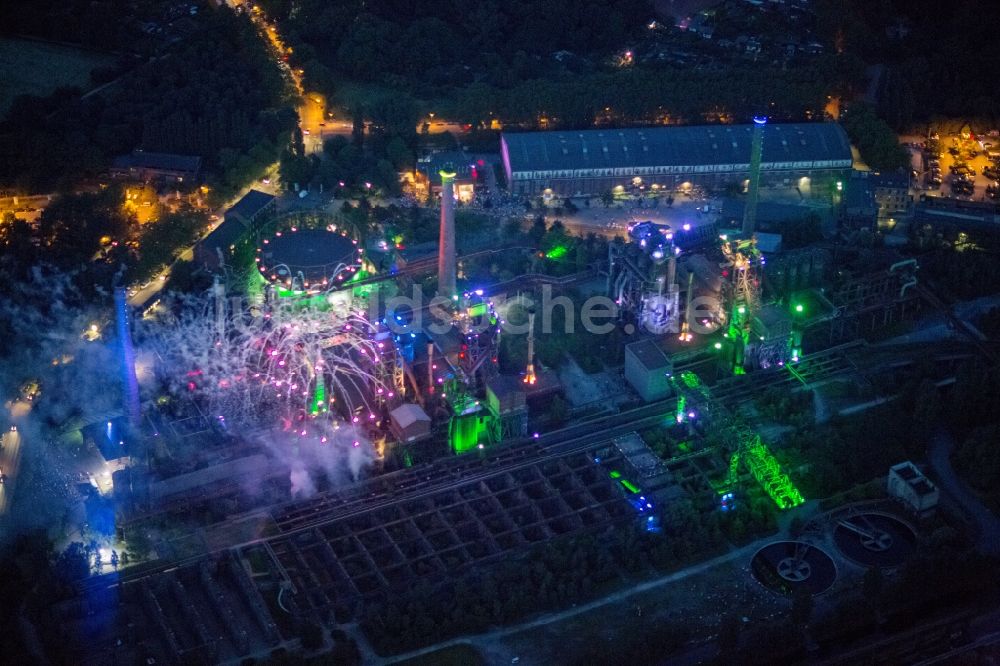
[194,189,276,269]
[624,339,673,402]
[501,123,853,197]
[888,461,939,516]
[871,171,911,221]
[414,151,478,202]
[110,150,202,184]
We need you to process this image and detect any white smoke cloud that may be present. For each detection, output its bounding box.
[0,270,121,540]
[251,422,376,501]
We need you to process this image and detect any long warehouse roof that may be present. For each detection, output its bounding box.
[502,123,852,172]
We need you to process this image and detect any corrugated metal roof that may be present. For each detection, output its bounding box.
[502,123,852,172]
[226,189,275,224]
[112,150,202,173]
[626,339,671,371]
[199,217,245,254]
[390,403,431,429]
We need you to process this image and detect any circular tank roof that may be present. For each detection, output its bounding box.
[257,228,362,289]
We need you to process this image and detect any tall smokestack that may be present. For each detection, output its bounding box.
[667,254,677,290]
[427,342,435,395]
[524,308,537,385]
[114,288,141,428]
[742,116,767,237]
[680,271,695,342]
[438,168,457,301]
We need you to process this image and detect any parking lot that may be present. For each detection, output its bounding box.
[906,130,1000,202]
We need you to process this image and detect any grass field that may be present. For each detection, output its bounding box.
[0,37,114,115]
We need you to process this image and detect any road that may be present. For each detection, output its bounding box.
[125,177,282,308]
[552,195,720,239]
[378,541,761,666]
[0,403,29,516]
[928,429,1000,556]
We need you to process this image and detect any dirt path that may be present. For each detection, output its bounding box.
[928,430,1000,556]
[377,541,763,665]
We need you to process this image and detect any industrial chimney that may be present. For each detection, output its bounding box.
[438,168,457,301]
[680,270,695,342]
[742,116,767,238]
[523,308,537,385]
[427,342,436,395]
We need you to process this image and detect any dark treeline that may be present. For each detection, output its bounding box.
[0,188,207,306]
[814,0,1000,127]
[0,6,296,195]
[438,61,845,127]
[259,0,649,86]
[839,102,910,171]
[361,498,730,655]
[0,0,148,53]
[279,95,418,197]
[260,0,864,128]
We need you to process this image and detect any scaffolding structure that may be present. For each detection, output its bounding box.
[456,292,501,389]
[674,371,803,510]
[722,238,764,373]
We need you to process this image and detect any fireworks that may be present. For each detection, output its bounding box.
[141,286,388,436]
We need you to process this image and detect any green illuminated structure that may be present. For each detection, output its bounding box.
[309,373,327,416]
[672,371,803,509]
[545,245,569,259]
[722,239,762,375]
[609,470,642,495]
[744,435,804,509]
[449,411,491,453]
[445,377,495,454]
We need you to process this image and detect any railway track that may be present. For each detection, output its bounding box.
[102,338,980,591]
[269,343,864,533]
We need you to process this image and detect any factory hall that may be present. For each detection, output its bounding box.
[501,122,853,197]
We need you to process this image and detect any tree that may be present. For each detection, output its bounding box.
[862,566,884,602]
[130,208,208,283]
[790,588,814,627]
[385,136,414,170]
[549,395,569,427]
[877,67,916,131]
[840,102,909,171]
[56,542,90,582]
[601,191,614,208]
[776,213,824,249]
[718,614,742,656]
[911,379,940,444]
[297,620,324,650]
[528,216,547,245]
[351,105,366,146]
[37,188,134,267]
[279,150,315,191]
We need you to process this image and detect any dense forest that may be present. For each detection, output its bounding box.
[0,0,157,54]
[813,0,1000,126]
[437,61,842,127]
[0,6,296,194]
[258,0,650,86]
[264,0,863,128]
